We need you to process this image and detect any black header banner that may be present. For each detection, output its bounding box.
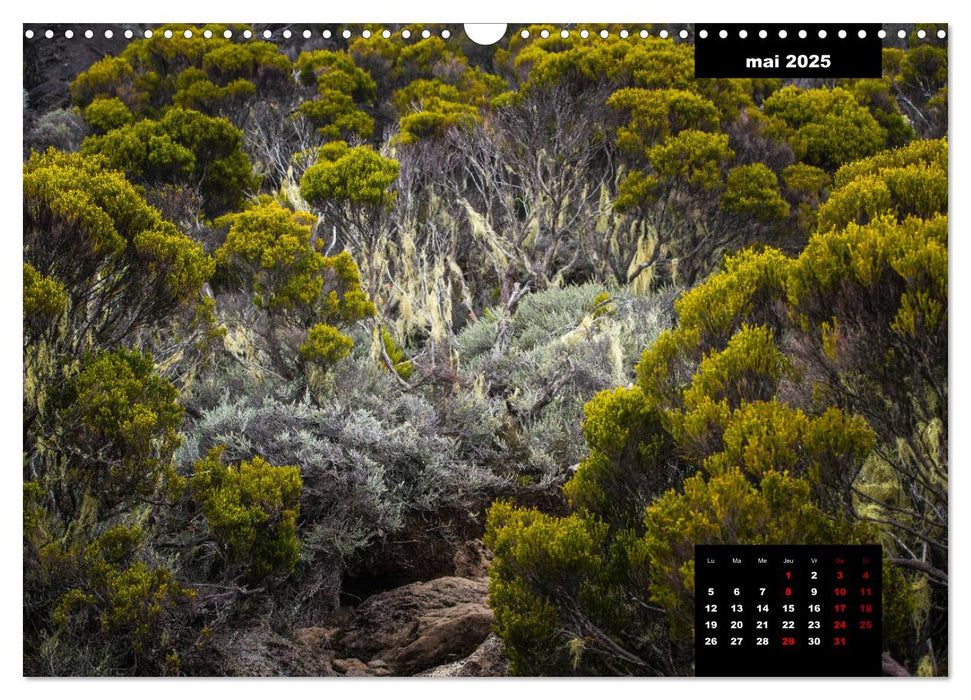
[694,24,883,78]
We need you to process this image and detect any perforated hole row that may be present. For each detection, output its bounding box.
[519,28,691,40]
[21,27,458,40]
[22,26,947,41]
[696,28,946,40]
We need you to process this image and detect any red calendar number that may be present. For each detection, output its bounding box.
[833,620,847,630]
[834,587,847,596]
[833,637,846,646]
[782,637,796,646]
[859,620,873,629]
[860,587,872,596]
[860,603,872,613]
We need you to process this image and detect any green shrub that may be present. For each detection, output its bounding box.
[817,139,947,232]
[81,108,257,215]
[608,88,720,153]
[298,91,375,140]
[721,163,789,222]
[214,201,324,311]
[300,144,399,209]
[300,324,354,368]
[58,349,183,511]
[485,501,620,675]
[83,97,135,134]
[763,86,887,169]
[190,447,302,583]
[564,386,677,531]
[23,262,68,325]
[48,526,195,675]
[681,324,789,412]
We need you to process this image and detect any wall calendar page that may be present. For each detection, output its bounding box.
[21,12,948,681]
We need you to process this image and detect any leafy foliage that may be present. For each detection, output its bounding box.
[295,50,376,139]
[721,163,789,222]
[191,447,302,583]
[46,526,195,675]
[816,138,947,232]
[762,87,888,169]
[23,262,67,329]
[81,107,258,215]
[300,143,399,209]
[212,199,376,379]
[71,26,292,117]
[57,349,183,512]
[83,97,136,134]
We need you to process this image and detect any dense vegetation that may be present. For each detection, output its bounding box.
[24,23,947,676]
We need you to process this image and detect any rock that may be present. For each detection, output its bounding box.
[418,633,509,677]
[333,657,368,674]
[292,626,338,650]
[204,621,336,676]
[453,539,493,579]
[344,668,373,677]
[367,659,393,676]
[335,576,493,675]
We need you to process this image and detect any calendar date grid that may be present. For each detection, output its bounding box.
[694,545,882,677]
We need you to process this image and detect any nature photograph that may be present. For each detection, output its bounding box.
[21,22,948,677]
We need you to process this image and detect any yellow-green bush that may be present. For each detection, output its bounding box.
[563,386,676,531]
[190,447,302,583]
[71,25,291,117]
[485,501,622,675]
[762,86,887,169]
[300,323,354,368]
[59,349,183,511]
[214,200,325,311]
[721,163,789,222]
[83,97,136,134]
[81,107,257,215]
[23,262,67,325]
[49,526,195,673]
[300,143,399,209]
[608,88,720,153]
[817,139,947,232]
